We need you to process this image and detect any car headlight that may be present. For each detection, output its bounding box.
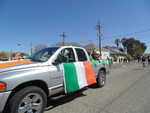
[0,82,7,92]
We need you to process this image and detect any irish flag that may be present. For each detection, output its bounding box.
[0,60,32,69]
[63,61,96,93]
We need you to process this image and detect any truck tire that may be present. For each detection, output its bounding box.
[7,86,47,113]
[96,69,106,88]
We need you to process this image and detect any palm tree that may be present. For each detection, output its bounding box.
[121,38,127,49]
[115,39,120,48]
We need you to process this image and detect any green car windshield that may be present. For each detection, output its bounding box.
[29,47,59,62]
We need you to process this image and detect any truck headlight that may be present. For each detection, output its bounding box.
[0,82,7,92]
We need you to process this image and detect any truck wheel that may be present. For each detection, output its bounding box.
[96,70,106,88]
[7,86,47,113]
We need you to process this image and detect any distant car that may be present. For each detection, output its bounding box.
[0,57,8,61]
[0,46,108,113]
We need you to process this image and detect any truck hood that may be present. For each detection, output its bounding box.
[0,60,43,73]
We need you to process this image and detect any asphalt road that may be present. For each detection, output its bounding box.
[45,63,150,113]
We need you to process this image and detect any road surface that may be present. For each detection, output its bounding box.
[45,63,150,113]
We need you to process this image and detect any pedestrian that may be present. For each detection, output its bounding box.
[137,56,141,63]
[107,57,111,68]
[142,56,146,67]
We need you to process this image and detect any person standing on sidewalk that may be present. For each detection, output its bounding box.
[137,56,141,63]
[142,56,146,67]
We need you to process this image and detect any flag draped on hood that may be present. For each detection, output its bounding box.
[63,61,96,93]
[0,60,32,69]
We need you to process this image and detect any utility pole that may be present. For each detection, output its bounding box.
[30,42,33,56]
[60,32,66,46]
[96,21,102,56]
[9,49,12,61]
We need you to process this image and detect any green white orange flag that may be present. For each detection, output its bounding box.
[63,61,96,93]
[0,60,32,69]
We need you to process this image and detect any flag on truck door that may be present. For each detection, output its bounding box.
[63,61,96,93]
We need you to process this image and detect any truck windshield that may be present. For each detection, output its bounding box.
[29,47,59,62]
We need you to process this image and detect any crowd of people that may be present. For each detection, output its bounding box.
[136,55,150,67]
[88,50,150,68]
[118,57,129,63]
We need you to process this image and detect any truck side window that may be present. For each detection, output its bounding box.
[75,48,87,61]
[56,48,75,63]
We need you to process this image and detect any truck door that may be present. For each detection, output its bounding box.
[50,48,76,92]
[75,48,97,85]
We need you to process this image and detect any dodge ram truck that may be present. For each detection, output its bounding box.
[0,46,108,113]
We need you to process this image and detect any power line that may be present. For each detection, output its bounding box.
[105,28,150,39]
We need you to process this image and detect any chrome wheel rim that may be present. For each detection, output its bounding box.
[18,93,43,113]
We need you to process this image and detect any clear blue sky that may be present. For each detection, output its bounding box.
[1,0,150,54]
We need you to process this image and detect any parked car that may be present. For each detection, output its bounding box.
[0,46,108,113]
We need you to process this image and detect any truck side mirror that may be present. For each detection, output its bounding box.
[52,55,63,65]
[52,62,58,65]
[52,59,60,65]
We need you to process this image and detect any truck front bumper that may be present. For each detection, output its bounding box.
[0,91,11,112]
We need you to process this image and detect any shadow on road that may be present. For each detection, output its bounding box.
[88,84,99,89]
[45,90,86,111]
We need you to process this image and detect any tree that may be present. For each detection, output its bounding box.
[121,38,127,48]
[20,52,29,57]
[120,38,147,56]
[83,43,101,55]
[115,39,120,48]
[34,44,47,52]
[83,43,97,51]
[0,52,7,58]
